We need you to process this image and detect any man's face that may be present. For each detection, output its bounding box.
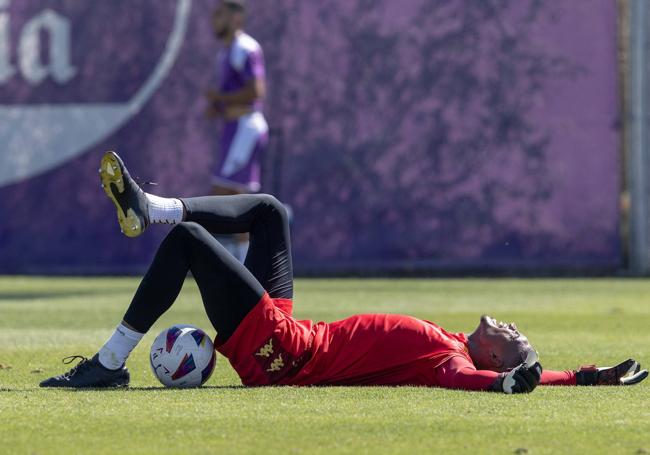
[212,5,234,39]
[474,315,533,372]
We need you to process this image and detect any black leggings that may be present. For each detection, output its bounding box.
[122,194,293,341]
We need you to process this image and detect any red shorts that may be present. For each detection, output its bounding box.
[216,293,314,386]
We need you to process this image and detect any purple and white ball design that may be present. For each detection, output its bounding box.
[150,325,216,388]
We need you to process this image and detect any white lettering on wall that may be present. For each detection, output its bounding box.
[19,9,77,85]
[0,0,16,83]
[0,1,77,86]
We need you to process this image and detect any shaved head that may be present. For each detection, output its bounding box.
[466,315,535,372]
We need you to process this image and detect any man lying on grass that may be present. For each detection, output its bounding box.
[40,152,648,393]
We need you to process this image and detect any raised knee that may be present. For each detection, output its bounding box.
[257,193,279,207]
[168,222,203,240]
[257,194,287,219]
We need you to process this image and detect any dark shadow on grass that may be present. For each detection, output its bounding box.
[0,289,128,302]
[0,385,246,392]
[121,385,246,392]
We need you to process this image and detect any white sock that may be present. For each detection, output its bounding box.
[98,323,144,370]
[219,237,247,263]
[235,241,249,263]
[146,193,184,225]
[219,237,238,258]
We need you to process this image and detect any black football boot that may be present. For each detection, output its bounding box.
[39,354,130,388]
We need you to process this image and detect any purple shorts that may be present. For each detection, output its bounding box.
[213,112,268,193]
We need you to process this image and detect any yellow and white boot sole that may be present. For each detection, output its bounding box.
[99,151,146,238]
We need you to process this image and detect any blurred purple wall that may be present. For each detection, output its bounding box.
[0,0,620,274]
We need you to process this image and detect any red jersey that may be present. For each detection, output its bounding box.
[216,294,575,389]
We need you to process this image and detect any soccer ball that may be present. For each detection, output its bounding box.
[149,325,216,388]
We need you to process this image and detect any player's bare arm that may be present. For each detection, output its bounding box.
[205,79,265,120]
[206,78,266,107]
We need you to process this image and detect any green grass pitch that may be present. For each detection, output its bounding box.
[1,277,649,454]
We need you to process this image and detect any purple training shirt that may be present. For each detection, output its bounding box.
[218,32,265,112]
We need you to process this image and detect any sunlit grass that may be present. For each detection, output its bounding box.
[0,277,649,454]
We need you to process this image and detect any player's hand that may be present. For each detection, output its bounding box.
[575,359,648,386]
[501,350,542,394]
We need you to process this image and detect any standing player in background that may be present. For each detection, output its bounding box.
[205,0,268,262]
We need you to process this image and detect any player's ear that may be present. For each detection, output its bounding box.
[489,349,504,370]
